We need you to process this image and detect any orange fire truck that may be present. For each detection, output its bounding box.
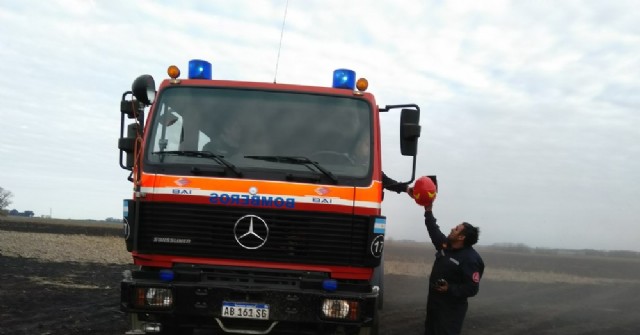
[117,59,421,334]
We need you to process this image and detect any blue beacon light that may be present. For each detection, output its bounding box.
[322,279,338,292]
[159,269,175,282]
[188,59,212,79]
[332,69,356,89]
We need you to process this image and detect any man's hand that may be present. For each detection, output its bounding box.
[407,186,415,199]
[435,281,448,293]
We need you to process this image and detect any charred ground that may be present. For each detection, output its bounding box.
[1,218,639,335]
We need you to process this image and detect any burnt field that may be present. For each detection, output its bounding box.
[1,217,640,335]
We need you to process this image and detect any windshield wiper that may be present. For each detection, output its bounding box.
[244,155,338,184]
[153,150,242,177]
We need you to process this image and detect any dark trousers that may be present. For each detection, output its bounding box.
[424,296,468,335]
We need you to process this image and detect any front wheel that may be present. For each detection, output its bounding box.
[358,311,380,335]
[372,262,384,310]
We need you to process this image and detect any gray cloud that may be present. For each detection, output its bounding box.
[1,0,638,250]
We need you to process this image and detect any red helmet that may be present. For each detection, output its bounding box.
[412,176,437,206]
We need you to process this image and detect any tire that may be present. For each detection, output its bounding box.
[160,324,194,335]
[372,260,384,310]
[358,309,380,335]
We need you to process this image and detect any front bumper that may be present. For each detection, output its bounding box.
[120,266,378,333]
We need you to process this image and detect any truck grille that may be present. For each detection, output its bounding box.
[135,202,373,267]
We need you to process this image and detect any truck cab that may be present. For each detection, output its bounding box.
[118,60,421,334]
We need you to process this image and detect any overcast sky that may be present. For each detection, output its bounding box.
[1,0,638,251]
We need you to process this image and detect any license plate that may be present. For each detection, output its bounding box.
[222,302,269,320]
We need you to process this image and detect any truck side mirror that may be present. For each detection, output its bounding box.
[400,108,421,156]
[120,98,144,119]
[118,123,139,170]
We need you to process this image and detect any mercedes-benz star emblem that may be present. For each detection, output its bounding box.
[234,215,269,250]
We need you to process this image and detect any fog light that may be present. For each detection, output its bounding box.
[143,323,162,333]
[134,287,173,308]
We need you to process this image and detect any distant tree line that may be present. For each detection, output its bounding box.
[488,243,640,259]
[8,209,35,217]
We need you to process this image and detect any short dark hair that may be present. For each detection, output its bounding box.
[461,222,479,247]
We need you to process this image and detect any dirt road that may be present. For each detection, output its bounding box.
[1,219,639,335]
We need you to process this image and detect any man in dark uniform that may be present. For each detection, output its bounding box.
[421,202,484,335]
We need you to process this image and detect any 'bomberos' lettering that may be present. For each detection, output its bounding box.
[209,193,295,208]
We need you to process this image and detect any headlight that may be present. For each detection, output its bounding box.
[321,299,359,320]
[134,287,173,308]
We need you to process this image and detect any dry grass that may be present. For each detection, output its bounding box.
[0,231,130,264]
[0,215,116,228]
[384,260,640,285]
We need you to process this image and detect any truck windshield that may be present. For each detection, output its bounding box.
[145,86,373,182]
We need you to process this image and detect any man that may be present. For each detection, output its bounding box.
[421,201,484,335]
[350,128,413,194]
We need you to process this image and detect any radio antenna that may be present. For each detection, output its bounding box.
[273,0,289,83]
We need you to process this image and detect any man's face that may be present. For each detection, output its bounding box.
[354,134,370,163]
[221,117,243,146]
[447,224,465,243]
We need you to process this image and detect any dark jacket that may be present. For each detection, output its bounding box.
[382,172,408,193]
[424,211,484,302]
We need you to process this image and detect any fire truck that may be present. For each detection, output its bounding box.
[117,59,421,334]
